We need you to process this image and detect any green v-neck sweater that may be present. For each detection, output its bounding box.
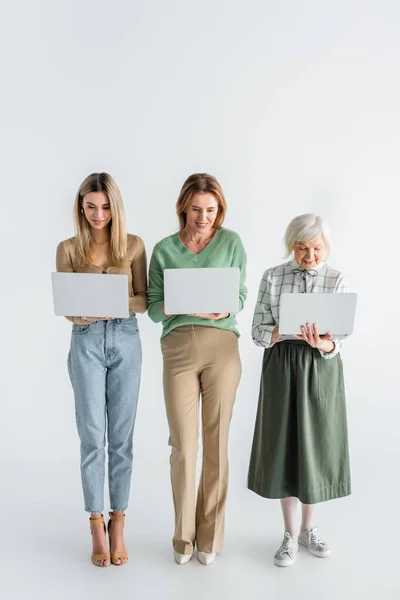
[148,228,247,339]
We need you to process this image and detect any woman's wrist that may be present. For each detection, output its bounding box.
[320,340,335,353]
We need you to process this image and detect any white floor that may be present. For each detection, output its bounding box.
[2,453,398,600]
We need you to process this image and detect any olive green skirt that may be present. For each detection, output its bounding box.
[247,340,351,504]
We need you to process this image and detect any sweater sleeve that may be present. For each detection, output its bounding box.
[129,236,148,315]
[231,234,247,313]
[55,241,87,325]
[318,274,349,360]
[252,269,276,348]
[147,244,169,323]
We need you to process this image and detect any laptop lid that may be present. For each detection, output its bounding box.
[278,293,357,337]
[51,272,130,318]
[164,267,240,315]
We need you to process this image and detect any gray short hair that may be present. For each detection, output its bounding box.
[284,213,331,259]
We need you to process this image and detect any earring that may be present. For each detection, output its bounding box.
[81,209,83,214]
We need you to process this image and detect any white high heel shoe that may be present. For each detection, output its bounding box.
[174,551,193,565]
[197,551,216,566]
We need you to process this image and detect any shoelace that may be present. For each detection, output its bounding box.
[279,535,296,558]
[308,528,326,549]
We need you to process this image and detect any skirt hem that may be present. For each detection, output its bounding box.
[247,476,351,504]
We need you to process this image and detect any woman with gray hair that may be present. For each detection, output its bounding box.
[247,213,351,567]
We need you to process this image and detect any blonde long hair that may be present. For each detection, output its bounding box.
[176,173,227,230]
[73,173,127,266]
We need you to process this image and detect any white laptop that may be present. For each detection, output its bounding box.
[164,267,240,315]
[52,272,129,318]
[278,293,357,340]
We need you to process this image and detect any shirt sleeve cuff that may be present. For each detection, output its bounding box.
[252,325,274,348]
[148,301,169,323]
[319,339,341,359]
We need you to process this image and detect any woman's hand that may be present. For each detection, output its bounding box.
[293,322,335,353]
[81,317,111,322]
[271,327,283,344]
[188,313,229,320]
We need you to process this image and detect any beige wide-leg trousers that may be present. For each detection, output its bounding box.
[161,325,242,555]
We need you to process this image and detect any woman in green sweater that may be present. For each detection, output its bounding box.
[148,173,247,567]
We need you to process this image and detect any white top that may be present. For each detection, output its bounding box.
[251,259,349,359]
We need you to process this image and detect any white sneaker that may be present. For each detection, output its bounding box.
[274,532,299,567]
[174,551,193,565]
[298,527,331,558]
[197,551,216,566]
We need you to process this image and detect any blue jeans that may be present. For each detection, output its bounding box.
[67,316,142,513]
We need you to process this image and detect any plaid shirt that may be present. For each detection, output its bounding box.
[252,259,349,359]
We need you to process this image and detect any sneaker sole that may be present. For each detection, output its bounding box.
[274,558,295,567]
[308,549,331,558]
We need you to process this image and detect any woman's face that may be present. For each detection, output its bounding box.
[82,191,112,230]
[293,236,324,270]
[184,193,219,234]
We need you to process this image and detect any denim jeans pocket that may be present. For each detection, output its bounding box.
[72,323,93,335]
[119,317,139,335]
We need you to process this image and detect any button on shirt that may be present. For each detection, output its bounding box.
[251,259,349,359]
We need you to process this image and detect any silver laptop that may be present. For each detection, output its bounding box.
[164,267,240,315]
[52,272,129,318]
[278,293,357,340]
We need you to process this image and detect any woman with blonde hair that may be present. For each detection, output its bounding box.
[248,213,351,567]
[56,172,147,567]
[148,173,247,566]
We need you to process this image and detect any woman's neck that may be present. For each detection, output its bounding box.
[90,227,110,246]
[181,226,215,245]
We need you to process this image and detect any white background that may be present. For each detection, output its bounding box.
[1,1,399,599]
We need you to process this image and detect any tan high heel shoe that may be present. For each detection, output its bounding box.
[89,515,110,567]
[108,512,129,566]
